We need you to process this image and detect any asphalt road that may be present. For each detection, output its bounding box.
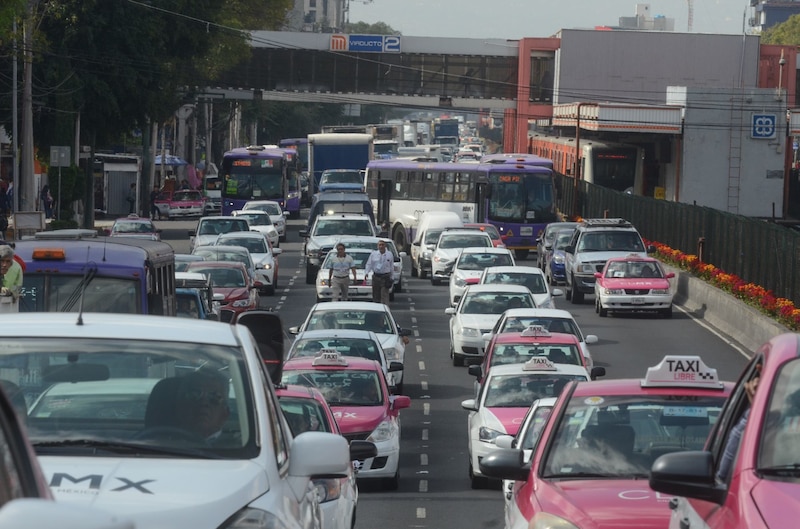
[157,214,751,529]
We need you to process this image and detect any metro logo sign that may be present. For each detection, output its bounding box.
[330,34,401,53]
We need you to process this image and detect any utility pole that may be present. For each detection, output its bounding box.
[20,11,35,212]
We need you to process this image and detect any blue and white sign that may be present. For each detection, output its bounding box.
[751,113,777,139]
[330,34,401,53]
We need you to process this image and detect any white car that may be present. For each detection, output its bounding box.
[192,243,258,290]
[479,265,563,309]
[430,229,494,285]
[316,248,394,302]
[335,236,406,294]
[241,200,288,242]
[287,329,404,390]
[231,209,281,248]
[461,360,590,488]
[494,397,558,516]
[214,231,282,295]
[449,247,516,305]
[189,216,251,252]
[289,302,411,394]
[482,307,598,369]
[445,284,536,366]
[0,312,351,529]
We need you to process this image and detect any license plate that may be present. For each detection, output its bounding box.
[520,227,533,236]
[631,297,645,305]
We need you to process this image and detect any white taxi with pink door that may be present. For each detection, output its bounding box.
[461,357,591,489]
[281,350,411,490]
[593,255,675,318]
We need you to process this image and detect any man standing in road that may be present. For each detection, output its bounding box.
[364,239,394,304]
[328,243,357,301]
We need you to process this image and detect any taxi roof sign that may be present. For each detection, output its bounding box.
[311,349,349,367]
[521,325,551,338]
[642,355,723,389]
[523,356,557,371]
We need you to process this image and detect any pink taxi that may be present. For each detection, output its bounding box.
[594,255,675,318]
[481,356,732,529]
[281,350,411,490]
[650,334,800,529]
[461,357,592,489]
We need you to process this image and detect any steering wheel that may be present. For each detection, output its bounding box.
[133,426,204,443]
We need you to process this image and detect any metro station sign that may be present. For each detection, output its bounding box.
[330,34,401,53]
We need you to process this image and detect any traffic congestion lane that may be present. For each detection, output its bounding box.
[159,219,751,529]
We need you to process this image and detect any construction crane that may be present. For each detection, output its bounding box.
[687,0,694,32]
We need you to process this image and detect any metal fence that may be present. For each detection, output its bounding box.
[555,174,800,306]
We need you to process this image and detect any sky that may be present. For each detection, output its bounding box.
[348,0,752,39]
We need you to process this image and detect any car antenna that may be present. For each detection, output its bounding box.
[76,245,95,326]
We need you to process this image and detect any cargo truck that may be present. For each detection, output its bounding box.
[307,133,374,195]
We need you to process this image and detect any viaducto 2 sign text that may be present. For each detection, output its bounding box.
[330,34,401,53]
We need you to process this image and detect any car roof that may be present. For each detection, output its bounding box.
[216,231,265,239]
[483,265,543,273]
[439,229,491,236]
[570,377,734,397]
[0,313,241,345]
[486,362,591,378]
[463,284,534,294]
[498,308,576,319]
[460,247,512,255]
[294,329,381,341]
[187,260,249,271]
[283,355,382,372]
[311,301,389,312]
[493,331,581,345]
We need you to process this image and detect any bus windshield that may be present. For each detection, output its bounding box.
[21,275,140,313]
[224,167,283,200]
[488,172,555,223]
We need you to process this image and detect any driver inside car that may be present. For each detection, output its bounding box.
[174,370,230,442]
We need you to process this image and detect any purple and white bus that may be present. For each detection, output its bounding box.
[221,145,300,217]
[365,157,557,260]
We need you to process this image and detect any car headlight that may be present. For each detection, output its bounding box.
[383,347,401,361]
[422,250,432,259]
[530,512,580,529]
[221,508,289,529]
[478,426,504,443]
[454,277,467,287]
[651,288,670,295]
[433,255,451,264]
[320,278,330,286]
[576,264,595,274]
[261,263,272,270]
[232,299,252,307]
[552,255,565,264]
[601,288,625,295]
[460,327,480,338]
[313,478,342,503]
[368,419,398,443]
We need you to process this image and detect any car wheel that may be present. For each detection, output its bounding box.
[661,306,673,318]
[383,471,399,491]
[598,301,608,317]
[469,461,488,489]
[392,226,408,254]
[419,265,428,279]
[565,279,573,301]
[572,288,584,304]
[266,285,275,296]
[411,261,418,277]
[305,265,315,285]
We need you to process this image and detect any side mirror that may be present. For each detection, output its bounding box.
[188,230,196,237]
[665,272,675,279]
[467,364,483,378]
[273,248,283,256]
[594,272,602,279]
[590,366,606,380]
[461,399,478,412]
[398,328,412,337]
[299,230,308,238]
[584,334,599,344]
[388,361,404,372]
[551,288,563,297]
[445,307,456,315]
[565,245,575,254]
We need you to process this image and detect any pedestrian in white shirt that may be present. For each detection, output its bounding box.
[364,239,394,304]
[328,243,357,301]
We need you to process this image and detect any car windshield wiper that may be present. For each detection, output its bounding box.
[543,471,609,479]
[33,439,220,459]
[758,463,800,476]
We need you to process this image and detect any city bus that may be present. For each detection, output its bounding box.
[365,159,489,252]
[482,158,558,259]
[220,145,299,216]
[365,159,557,259]
[279,138,310,208]
[14,230,177,315]
[528,134,644,194]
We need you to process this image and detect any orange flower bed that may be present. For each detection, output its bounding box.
[645,239,800,331]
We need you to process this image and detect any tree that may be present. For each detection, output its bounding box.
[761,14,800,45]
[344,21,400,35]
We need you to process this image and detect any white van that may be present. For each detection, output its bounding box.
[397,145,444,162]
[410,211,463,278]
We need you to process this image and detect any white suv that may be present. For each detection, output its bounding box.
[563,218,652,304]
[300,214,377,284]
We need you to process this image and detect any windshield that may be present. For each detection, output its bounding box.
[6,337,255,458]
[439,234,492,249]
[543,395,726,478]
[457,253,513,271]
[282,370,383,406]
[461,292,534,314]
[244,203,281,216]
[291,337,381,364]
[499,317,581,338]
[577,232,645,253]
[112,221,155,234]
[313,219,374,237]
[188,266,246,288]
[218,238,268,254]
[194,248,251,268]
[223,164,283,200]
[20,275,140,313]
[306,310,393,335]
[236,212,271,226]
[174,191,202,202]
[484,374,585,407]
[554,231,573,250]
[425,229,444,245]
[520,406,554,451]
[488,172,557,223]
[321,171,363,184]
[278,397,332,435]
[483,271,547,294]
[489,342,581,367]
[759,358,800,470]
[198,219,250,236]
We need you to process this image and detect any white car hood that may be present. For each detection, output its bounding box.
[251,252,275,267]
[307,235,341,249]
[376,333,402,351]
[193,235,217,249]
[42,456,267,527]
[457,314,502,331]
[250,226,278,237]
[434,248,461,262]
